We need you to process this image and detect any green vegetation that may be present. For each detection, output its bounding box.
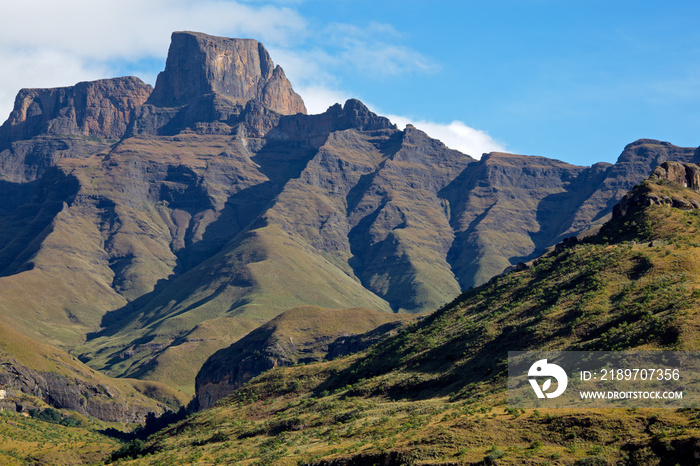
[196,305,417,408]
[109,177,700,464]
[0,410,119,465]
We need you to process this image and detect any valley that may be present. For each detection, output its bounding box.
[0,31,698,465]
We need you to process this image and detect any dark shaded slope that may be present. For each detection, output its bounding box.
[442,140,697,289]
[0,169,79,277]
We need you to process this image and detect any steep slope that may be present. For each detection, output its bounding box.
[121,165,700,466]
[0,319,185,423]
[0,31,696,395]
[563,139,699,235]
[441,140,697,289]
[195,306,418,409]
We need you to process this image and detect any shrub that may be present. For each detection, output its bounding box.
[484,445,505,464]
[31,408,62,424]
[110,439,148,461]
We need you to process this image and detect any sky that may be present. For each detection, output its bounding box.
[1,0,700,165]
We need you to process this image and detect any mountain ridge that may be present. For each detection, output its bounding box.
[0,31,696,394]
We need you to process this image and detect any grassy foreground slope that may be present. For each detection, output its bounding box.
[113,169,700,464]
[0,410,120,466]
[0,320,188,465]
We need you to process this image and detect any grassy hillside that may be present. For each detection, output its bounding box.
[77,223,394,393]
[113,174,700,465]
[0,410,119,465]
[195,306,418,409]
[0,321,189,465]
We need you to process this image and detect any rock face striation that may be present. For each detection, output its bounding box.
[129,31,305,137]
[0,31,698,394]
[0,357,157,422]
[0,77,152,182]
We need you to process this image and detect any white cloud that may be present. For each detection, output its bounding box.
[321,21,440,77]
[295,86,353,115]
[0,0,306,58]
[0,49,111,122]
[386,114,506,159]
[267,46,340,90]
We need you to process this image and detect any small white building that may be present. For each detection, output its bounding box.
[0,389,5,400]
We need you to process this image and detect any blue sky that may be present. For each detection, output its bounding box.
[2,0,699,165]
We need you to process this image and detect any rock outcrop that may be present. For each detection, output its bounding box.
[0,321,179,423]
[650,160,700,190]
[195,306,416,409]
[614,161,700,218]
[0,358,157,422]
[129,31,305,137]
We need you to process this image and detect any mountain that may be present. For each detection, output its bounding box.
[117,164,700,466]
[0,31,697,395]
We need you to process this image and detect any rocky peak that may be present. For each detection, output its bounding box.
[146,31,306,115]
[270,98,396,146]
[0,77,152,145]
[336,99,394,131]
[615,139,695,166]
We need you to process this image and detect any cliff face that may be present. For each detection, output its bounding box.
[0,31,697,394]
[2,77,152,142]
[0,76,152,182]
[129,31,305,137]
[147,32,305,115]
